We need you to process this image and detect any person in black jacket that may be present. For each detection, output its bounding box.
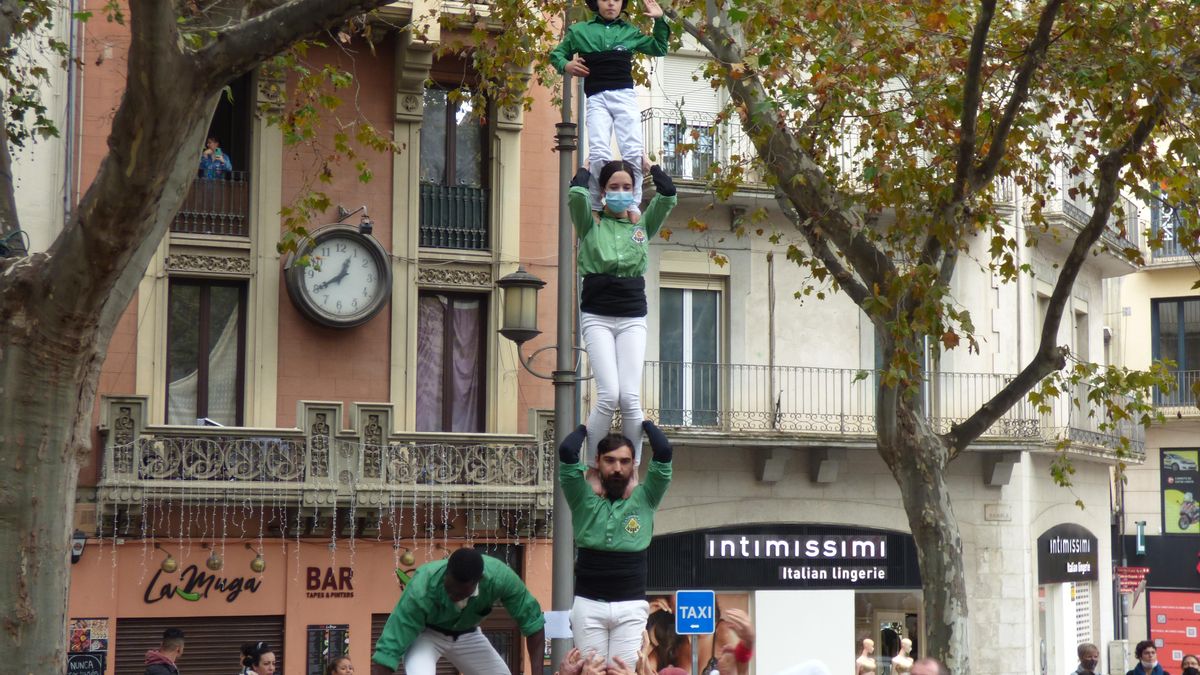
[144,628,185,675]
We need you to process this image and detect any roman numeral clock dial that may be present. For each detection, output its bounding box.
[284,224,392,328]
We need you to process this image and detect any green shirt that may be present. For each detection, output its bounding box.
[371,556,545,670]
[549,16,671,72]
[570,185,677,277]
[560,456,671,551]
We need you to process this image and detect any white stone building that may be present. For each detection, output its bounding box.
[587,47,1144,675]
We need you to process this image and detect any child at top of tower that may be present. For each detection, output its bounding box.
[550,0,670,223]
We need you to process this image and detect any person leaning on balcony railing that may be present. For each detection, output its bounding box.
[569,161,677,497]
[558,420,674,672]
[199,135,233,179]
[550,0,671,224]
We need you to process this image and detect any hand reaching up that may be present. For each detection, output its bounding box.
[643,0,664,19]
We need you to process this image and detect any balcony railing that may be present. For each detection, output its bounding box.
[171,172,250,237]
[97,398,552,511]
[584,361,1143,455]
[1155,370,1200,413]
[1149,199,1195,262]
[1042,165,1139,252]
[419,182,489,250]
[641,108,761,185]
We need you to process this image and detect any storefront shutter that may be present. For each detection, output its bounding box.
[1071,581,1094,645]
[114,615,285,675]
[370,608,521,675]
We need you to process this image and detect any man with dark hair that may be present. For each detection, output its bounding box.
[371,547,545,675]
[144,628,185,675]
[559,420,674,669]
[912,657,950,675]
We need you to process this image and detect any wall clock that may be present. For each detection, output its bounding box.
[284,224,392,328]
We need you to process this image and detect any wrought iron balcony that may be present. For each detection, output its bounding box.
[1040,164,1140,256]
[419,182,490,250]
[171,172,250,237]
[97,397,552,512]
[1148,200,1196,264]
[1154,371,1200,415]
[640,108,764,187]
[585,361,1143,457]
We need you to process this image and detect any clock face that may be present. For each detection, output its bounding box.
[285,226,392,327]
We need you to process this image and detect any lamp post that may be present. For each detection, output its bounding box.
[497,61,580,674]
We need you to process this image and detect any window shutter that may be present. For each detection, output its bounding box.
[114,615,285,675]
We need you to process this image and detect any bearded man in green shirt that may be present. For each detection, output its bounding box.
[370,547,546,675]
[558,420,673,670]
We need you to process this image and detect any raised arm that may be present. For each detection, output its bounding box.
[568,167,597,237]
[639,420,673,507]
[641,165,677,238]
[632,9,670,57]
[558,424,592,512]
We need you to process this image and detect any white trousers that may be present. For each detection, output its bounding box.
[571,596,649,669]
[581,312,647,466]
[403,628,510,675]
[585,88,644,214]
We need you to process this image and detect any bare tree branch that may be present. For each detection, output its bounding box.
[947,88,1173,453]
[200,0,398,86]
[774,190,875,312]
[972,0,1065,189]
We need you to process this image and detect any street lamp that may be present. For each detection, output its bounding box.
[498,266,547,346]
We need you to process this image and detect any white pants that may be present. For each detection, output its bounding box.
[571,596,649,669]
[581,312,647,466]
[403,628,510,675]
[585,88,644,214]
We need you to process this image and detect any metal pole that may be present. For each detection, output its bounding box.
[550,50,579,674]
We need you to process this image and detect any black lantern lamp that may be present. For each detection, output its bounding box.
[498,266,547,345]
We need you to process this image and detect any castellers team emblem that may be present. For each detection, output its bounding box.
[623,514,642,535]
[631,227,646,244]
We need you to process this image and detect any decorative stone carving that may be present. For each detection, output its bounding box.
[417,266,491,288]
[112,406,136,474]
[363,414,384,479]
[401,94,421,113]
[385,443,540,486]
[311,413,330,477]
[138,436,306,481]
[165,254,251,275]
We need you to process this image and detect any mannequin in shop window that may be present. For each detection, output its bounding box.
[1127,641,1169,675]
[892,638,914,674]
[856,638,877,675]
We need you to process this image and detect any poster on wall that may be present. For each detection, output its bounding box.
[306,624,349,675]
[1160,449,1200,534]
[1147,590,1200,663]
[67,618,109,654]
[641,592,749,674]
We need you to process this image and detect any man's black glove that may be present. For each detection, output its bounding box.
[642,420,673,462]
[571,167,592,189]
[649,165,676,197]
[558,424,589,463]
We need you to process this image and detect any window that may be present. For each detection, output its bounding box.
[659,285,721,426]
[1153,297,1200,405]
[419,85,490,250]
[166,279,247,425]
[173,72,253,237]
[662,122,715,180]
[416,292,487,432]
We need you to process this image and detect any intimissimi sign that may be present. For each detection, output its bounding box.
[649,524,921,590]
[1037,523,1099,584]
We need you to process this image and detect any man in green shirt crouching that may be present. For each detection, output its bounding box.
[371,547,546,675]
[559,420,673,670]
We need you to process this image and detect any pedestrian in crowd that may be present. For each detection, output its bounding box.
[558,421,675,669]
[1182,655,1200,672]
[1128,641,1168,675]
[1074,643,1100,675]
[911,657,950,675]
[370,547,546,675]
[240,641,277,675]
[199,136,233,179]
[325,656,354,675]
[144,628,185,675]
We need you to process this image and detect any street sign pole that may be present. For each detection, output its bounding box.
[675,589,716,674]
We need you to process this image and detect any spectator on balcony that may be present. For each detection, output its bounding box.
[558,421,674,671]
[550,0,671,223]
[370,547,546,675]
[569,162,676,494]
[199,136,233,179]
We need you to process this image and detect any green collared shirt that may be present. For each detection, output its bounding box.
[549,15,671,73]
[569,186,677,277]
[371,556,545,670]
[560,456,671,551]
